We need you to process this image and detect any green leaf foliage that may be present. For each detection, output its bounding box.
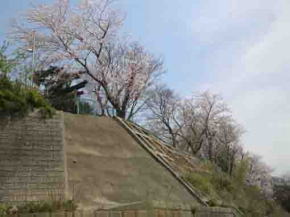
[33,66,85,113]
[0,76,55,118]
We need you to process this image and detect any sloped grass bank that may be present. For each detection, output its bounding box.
[184,161,289,217]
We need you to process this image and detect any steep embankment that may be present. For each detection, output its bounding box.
[64,113,201,210]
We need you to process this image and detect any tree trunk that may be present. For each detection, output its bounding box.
[116,109,126,119]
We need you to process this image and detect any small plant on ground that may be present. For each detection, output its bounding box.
[0,200,77,217]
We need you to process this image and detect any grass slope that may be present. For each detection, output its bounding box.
[184,161,289,217]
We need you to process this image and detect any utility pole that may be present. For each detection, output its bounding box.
[30,30,36,87]
[26,31,36,87]
[31,31,36,87]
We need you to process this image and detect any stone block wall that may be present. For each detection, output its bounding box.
[0,112,65,202]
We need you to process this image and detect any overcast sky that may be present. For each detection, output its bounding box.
[1,0,290,175]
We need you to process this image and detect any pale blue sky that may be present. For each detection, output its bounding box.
[1,0,290,175]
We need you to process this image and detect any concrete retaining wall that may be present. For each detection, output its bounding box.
[96,208,237,217]
[5,208,237,217]
[0,112,65,202]
[64,114,200,209]
[0,113,240,217]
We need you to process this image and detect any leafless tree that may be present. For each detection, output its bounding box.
[145,84,181,147]
[214,118,244,175]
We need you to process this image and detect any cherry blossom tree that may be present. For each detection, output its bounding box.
[177,92,230,156]
[12,0,163,118]
[13,0,123,67]
[91,42,163,119]
[145,91,239,158]
[245,154,273,198]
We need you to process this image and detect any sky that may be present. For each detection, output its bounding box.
[1,0,290,175]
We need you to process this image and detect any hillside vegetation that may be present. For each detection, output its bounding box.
[0,76,54,118]
[184,160,289,217]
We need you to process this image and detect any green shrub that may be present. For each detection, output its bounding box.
[17,200,77,213]
[185,173,213,195]
[0,76,54,118]
[211,173,234,193]
[0,204,8,217]
[0,200,77,216]
[62,200,78,211]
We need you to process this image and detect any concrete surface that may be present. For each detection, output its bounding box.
[0,112,239,217]
[0,112,65,202]
[64,114,201,210]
